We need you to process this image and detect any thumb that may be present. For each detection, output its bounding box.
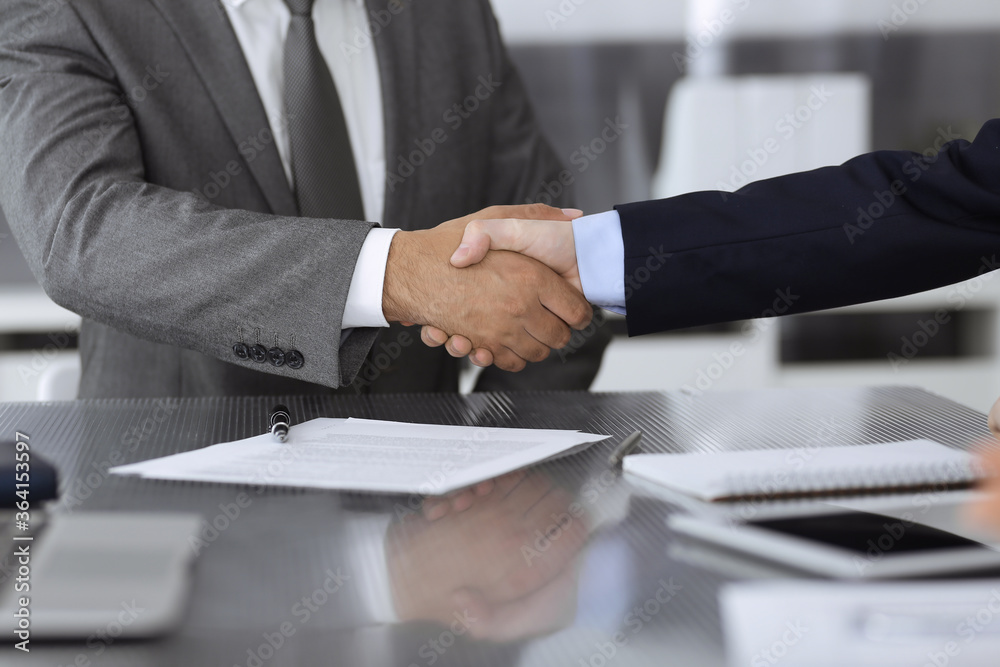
[451,218,526,268]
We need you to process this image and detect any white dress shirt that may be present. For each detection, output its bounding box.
[222,0,397,330]
[573,211,627,313]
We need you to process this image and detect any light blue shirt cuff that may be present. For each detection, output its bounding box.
[572,211,626,314]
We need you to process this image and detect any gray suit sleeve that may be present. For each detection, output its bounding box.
[0,2,377,389]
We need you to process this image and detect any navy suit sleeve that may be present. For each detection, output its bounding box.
[617,119,1000,336]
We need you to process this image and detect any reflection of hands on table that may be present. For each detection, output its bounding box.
[388,471,588,640]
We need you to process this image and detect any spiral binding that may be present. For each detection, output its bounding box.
[717,459,989,502]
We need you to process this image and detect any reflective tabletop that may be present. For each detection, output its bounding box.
[0,387,991,666]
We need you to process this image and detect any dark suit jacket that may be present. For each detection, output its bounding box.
[0,0,609,398]
[617,119,1000,335]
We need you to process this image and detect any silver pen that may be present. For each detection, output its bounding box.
[608,430,643,467]
[269,404,291,443]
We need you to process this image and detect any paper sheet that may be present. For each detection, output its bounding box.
[110,418,607,495]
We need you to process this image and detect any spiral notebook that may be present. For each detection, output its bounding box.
[622,439,987,502]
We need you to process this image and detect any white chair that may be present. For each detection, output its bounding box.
[651,73,871,199]
[36,354,81,401]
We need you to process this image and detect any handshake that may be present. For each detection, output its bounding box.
[382,204,586,372]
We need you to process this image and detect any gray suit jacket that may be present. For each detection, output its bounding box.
[0,0,609,398]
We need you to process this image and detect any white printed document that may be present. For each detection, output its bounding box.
[110,418,607,495]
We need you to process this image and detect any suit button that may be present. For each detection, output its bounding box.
[233,342,250,360]
[249,344,268,363]
[286,350,305,369]
[268,347,286,367]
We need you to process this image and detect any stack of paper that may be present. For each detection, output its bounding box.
[111,418,607,495]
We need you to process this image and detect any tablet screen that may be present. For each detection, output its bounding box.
[749,511,983,554]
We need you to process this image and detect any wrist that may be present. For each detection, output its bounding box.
[382,231,421,324]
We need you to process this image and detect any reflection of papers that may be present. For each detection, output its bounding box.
[110,418,607,495]
[722,581,1000,667]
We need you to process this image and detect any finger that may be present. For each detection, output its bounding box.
[445,335,473,358]
[449,488,476,513]
[466,567,579,641]
[400,321,415,327]
[502,335,551,365]
[494,494,589,601]
[490,346,529,373]
[422,498,449,521]
[502,471,554,516]
[469,348,494,367]
[989,397,1000,438]
[421,326,448,348]
[495,469,529,498]
[474,480,495,496]
[451,587,494,629]
[481,203,580,222]
[452,218,524,268]
[538,275,593,331]
[522,308,573,352]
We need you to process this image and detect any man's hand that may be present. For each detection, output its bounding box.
[421,217,581,367]
[387,471,586,640]
[968,396,1000,533]
[451,218,580,290]
[382,205,591,372]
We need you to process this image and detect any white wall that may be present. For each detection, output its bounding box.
[493,0,1000,44]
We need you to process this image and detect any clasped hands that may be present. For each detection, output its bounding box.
[382,204,581,371]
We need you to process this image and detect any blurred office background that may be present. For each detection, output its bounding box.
[2,0,1000,409]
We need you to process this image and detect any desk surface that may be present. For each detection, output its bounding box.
[0,387,990,667]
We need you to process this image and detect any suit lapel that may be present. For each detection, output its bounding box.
[148,0,298,216]
[367,0,420,230]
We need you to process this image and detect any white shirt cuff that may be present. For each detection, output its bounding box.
[572,211,626,314]
[342,227,399,330]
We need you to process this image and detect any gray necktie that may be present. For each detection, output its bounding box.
[283,0,365,219]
